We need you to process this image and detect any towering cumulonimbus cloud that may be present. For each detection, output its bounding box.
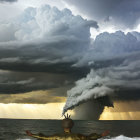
[0,5,97,95]
[0,5,98,72]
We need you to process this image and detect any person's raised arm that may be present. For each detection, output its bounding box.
[26,130,32,137]
[88,130,109,140]
[26,130,51,140]
[101,130,109,137]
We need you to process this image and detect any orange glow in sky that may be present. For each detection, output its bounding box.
[0,101,139,120]
[99,101,140,120]
[0,103,74,119]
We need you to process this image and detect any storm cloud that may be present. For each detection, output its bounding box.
[63,31,140,116]
[0,70,77,94]
[0,5,98,73]
[63,0,140,29]
[74,31,140,67]
[0,3,140,119]
[0,0,17,3]
[0,5,97,94]
[0,5,98,97]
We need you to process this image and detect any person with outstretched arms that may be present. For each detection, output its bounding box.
[26,114,109,140]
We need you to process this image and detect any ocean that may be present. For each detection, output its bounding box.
[0,119,139,140]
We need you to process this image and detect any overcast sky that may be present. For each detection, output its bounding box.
[0,0,140,120]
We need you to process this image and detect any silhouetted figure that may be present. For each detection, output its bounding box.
[26,114,109,140]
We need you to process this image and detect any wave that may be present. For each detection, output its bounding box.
[100,135,140,140]
[17,135,140,140]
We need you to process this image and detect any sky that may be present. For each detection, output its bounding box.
[0,0,140,120]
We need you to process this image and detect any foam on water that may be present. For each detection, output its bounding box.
[17,135,140,140]
[100,135,140,140]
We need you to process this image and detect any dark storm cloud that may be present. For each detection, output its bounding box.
[63,0,140,29]
[0,5,96,96]
[0,4,140,119]
[0,42,89,74]
[0,5,97,74]
[114,90,140,101]
[0,0,17,2]
[0,70,76,94]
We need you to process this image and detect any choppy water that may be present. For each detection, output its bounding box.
[0,119,139,140]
